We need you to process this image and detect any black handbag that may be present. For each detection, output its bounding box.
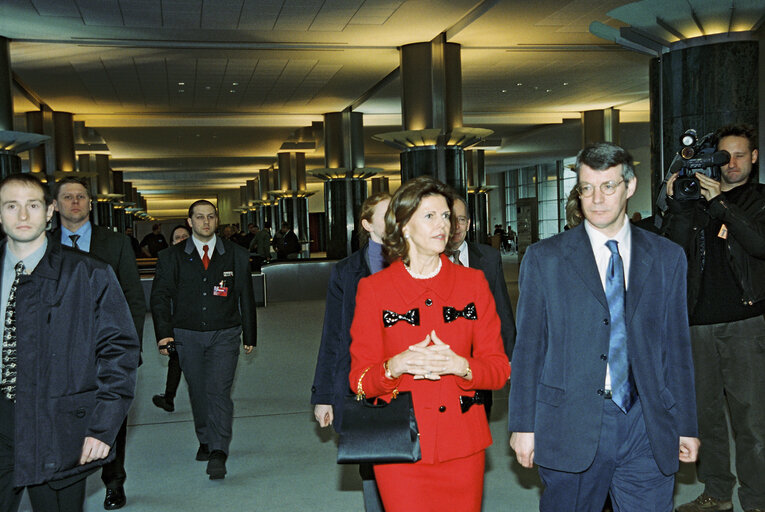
[336,369,421,464]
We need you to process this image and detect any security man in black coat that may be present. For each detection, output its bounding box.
[151,200,256,480]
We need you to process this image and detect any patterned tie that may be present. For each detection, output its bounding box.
[453,249,463,266]
[1,261,25,402]
[605,240,634,413]
[202,244,210,270]
[69,234,80,250]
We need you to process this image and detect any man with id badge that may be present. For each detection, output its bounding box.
[150,200,256,481]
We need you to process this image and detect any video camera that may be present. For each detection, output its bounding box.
[671,129,730,201]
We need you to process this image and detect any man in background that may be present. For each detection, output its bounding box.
[140,223,168,257]
[52,176,146,511]
[450,196,515,418]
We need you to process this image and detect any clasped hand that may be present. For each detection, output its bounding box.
[387,330,469,380]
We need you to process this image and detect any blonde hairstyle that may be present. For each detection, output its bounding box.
[383,176,455,265]
[357,192,392,247]
[565,187,583,228]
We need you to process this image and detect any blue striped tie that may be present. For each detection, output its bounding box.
[605,240,634,413]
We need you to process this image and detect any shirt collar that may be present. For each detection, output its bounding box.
[454,240,468,265]
[583,215,631,254]
[60,221,92,248]
[5,237,48,274]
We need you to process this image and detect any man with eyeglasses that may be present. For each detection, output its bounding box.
[449,196,515,419]
[509,142,699,511]
[663,124,765,512]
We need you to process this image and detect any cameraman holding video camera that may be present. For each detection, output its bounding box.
[663,124,765,512]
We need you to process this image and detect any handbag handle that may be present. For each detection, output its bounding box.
[356,365,399,401]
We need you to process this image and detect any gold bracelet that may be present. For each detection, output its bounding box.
[383,359,394,380]
[356,367,371,400]
[462,365,472,380]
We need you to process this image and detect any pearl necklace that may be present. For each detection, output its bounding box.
[405,258,442,279]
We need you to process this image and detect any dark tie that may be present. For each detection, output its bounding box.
[202,244,210,270]
[453,249,463,266]
[69,234,80,250]
[1,261,25,402]
[605,240,634,413]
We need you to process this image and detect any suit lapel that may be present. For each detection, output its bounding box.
[89,225,104,255]
[563,225,608,311]
[625,228,653,324]
[466,242,481,270]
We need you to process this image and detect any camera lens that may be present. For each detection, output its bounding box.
[680,146,696,159]
[679,178,698,195]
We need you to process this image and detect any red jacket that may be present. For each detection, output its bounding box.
[349,255,511,464]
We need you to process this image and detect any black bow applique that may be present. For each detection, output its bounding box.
[459,392,485,413]
[443,302,478,323]
[382,308,420,328]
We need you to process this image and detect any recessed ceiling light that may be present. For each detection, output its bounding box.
[232,82,239,86]
[516,82,522,86]
[205,86,211,90]
[545,89,552,93]
[562,82,569,86]
[178,82,185,86]
[229,89,236,93]
[501,89,507,93]
[178,89,185,93]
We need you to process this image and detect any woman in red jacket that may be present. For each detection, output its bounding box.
[349,176,511,512]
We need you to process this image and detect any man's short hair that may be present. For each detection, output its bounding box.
[0,173,53,206]
[575,142,636,182]
[52,176,90,200]
[453,195,470,219]
[715,123,758,152]
[187,200,218,218]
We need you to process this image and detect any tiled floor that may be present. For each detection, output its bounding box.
[19,253,717,511]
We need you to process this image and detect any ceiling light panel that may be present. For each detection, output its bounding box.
[239,0,284,30]
[309,0,364,31]
[161,0,203,28]
[273,0,325,31]
[119,0,163,28]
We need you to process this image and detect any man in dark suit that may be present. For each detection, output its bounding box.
[450,196,515,418]
[151,200,256,480]
[0,173,138,512]
[508,142,699,511]
[52,176,146,511]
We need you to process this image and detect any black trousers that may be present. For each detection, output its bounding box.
[100,417,128,489]
[0,398,87,512]
[690,315,765,510]
[163,351,183,400]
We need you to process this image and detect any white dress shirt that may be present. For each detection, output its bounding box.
[192,234,217,261]
[583,215,632,391]
[453,240,469,266]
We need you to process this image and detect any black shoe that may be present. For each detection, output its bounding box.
[104,487,126,510]
[206,450,227,480]
[196,443,210,461]
[152,394,174,412]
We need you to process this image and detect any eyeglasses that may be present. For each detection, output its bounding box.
[575,179,625,198]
